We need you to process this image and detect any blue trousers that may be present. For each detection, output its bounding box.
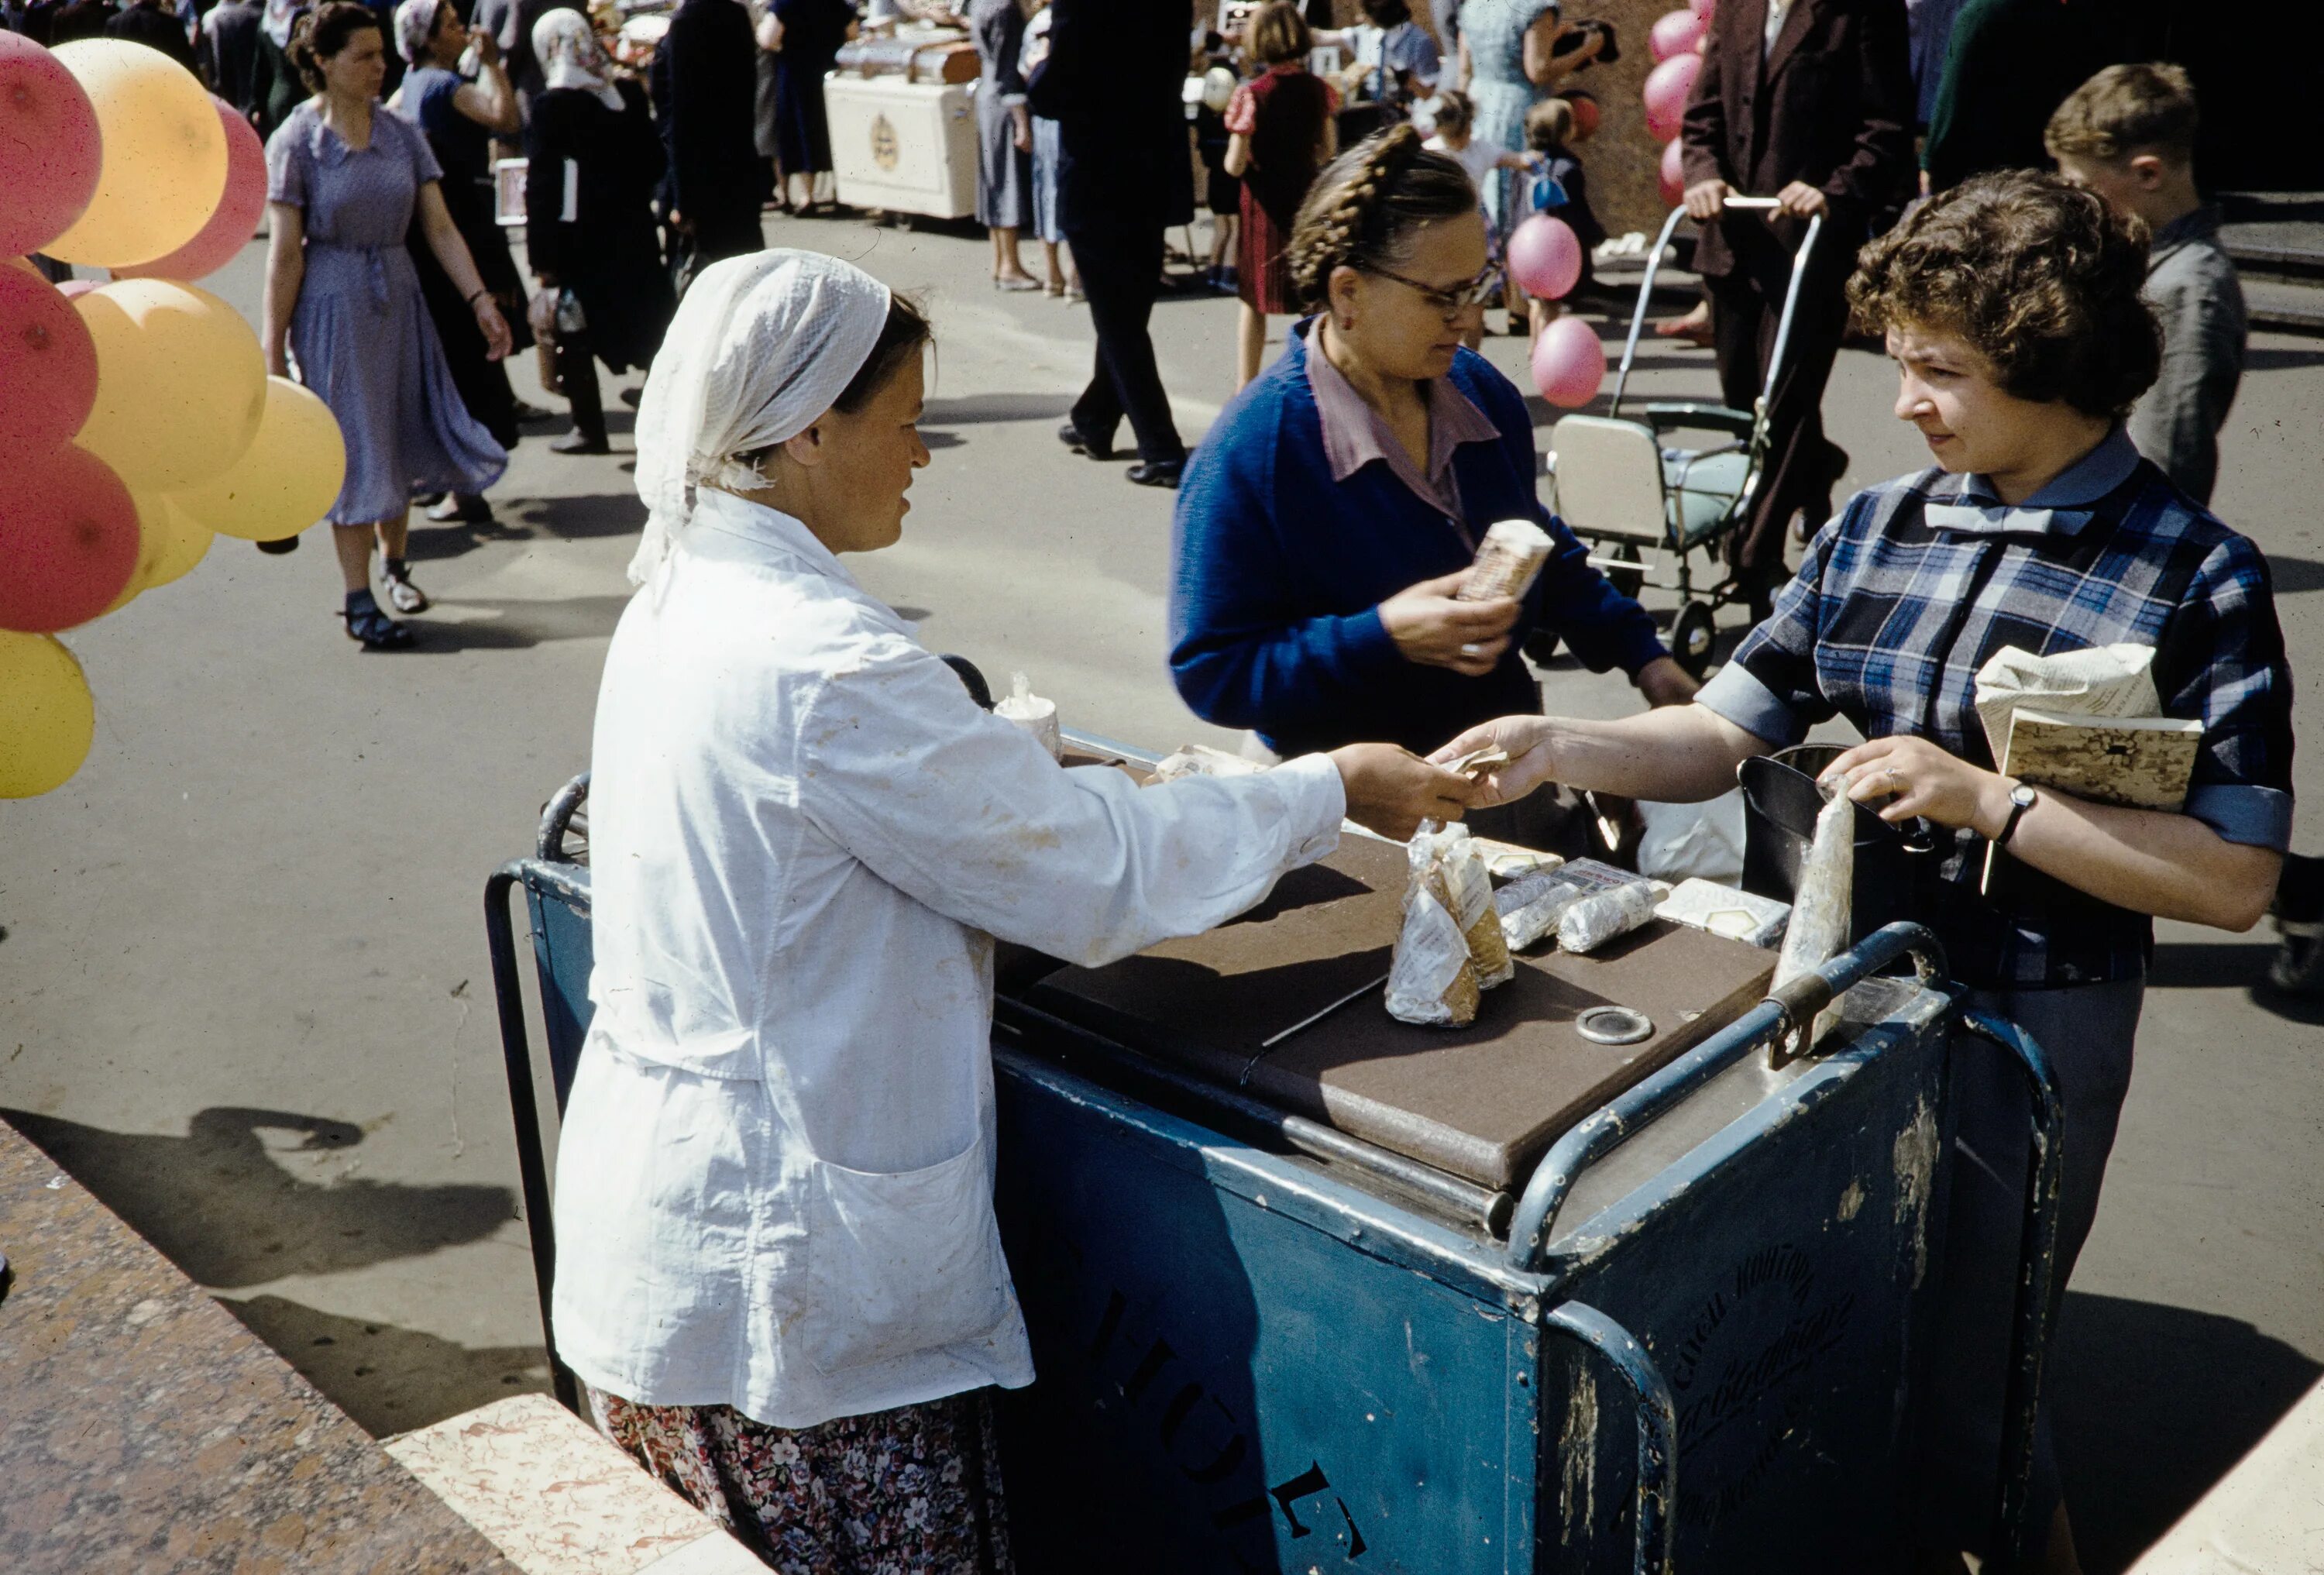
[1917,978,2144,1559]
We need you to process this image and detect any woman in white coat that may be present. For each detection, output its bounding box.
[552,249,1472,1570]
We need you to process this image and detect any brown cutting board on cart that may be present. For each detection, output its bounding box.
[1022,834,1777,1190]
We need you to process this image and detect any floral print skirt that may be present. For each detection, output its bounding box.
[587,1385,1015,1575]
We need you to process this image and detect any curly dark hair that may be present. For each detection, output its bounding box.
[1285,125,1478,313]
[1847,170,2160,419]
[290,1,384,93]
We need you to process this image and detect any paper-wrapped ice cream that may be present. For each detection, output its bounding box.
[1458,519,1554,603]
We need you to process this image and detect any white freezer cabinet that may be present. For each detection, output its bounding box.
[824,73,980,222]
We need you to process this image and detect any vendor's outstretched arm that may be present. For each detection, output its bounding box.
[803,645,1471,968]
[1431,704,1770,808]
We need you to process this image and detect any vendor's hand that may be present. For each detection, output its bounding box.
[1379,571,1520,677]
[1776,181,1829,219]
[1822,734,2009,834]
[1428,715,1557,810]
[1635,655,1699,709]
[1683,178,1728,222]
[474,294,513,360]
[1329,743,1477,841]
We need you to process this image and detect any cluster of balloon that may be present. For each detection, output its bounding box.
[0,33,348,797]
[1511,211,1602,406]
[1645,0,1714,206]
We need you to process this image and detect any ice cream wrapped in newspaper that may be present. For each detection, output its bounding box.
[1386,821,1514,1027]
[1459,519,1554,603]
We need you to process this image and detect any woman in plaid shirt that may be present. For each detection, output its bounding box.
[1437,171,2292,1571]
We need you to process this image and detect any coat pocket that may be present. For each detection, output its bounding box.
[803,1138,1016,1375]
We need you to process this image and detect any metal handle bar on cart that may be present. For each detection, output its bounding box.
[1505,922,2067,1566]
[1607,197,1824,421]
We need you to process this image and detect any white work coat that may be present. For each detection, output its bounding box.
[551,488,1346,1428]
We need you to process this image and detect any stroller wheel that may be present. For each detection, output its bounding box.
[1605,542,1646,602]
[1672,599,1717,678]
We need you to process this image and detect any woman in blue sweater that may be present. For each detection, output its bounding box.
[1170,126,1694,826]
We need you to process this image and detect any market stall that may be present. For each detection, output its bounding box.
[486,730,2064,1573]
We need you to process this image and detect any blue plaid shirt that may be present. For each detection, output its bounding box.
[1698,426,2295,989]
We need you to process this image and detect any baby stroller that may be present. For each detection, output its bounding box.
[1544,198,1822,676]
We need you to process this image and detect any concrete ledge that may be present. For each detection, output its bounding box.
[385,1394,763,1575]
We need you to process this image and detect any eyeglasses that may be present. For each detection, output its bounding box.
[1363,263,1499,319]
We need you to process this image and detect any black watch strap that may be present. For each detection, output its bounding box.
[1996,783,2036,848]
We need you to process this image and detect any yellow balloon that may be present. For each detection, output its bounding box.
[174,375,346,541]
[46,40,228,270]
[0,631,95,798]
[105,493,215,613]
[73,278,266,491]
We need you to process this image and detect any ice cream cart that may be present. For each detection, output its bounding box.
[485,731,2064,1573]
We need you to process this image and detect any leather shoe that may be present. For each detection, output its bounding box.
[1126,459,1183,489]
[1057,421,1112,460]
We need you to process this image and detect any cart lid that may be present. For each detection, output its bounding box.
[1016,834,1776,1191]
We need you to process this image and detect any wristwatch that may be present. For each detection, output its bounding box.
[1995,781,2037,848]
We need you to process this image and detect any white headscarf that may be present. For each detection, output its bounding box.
[392,0,439,64]
[533,8,623,111]
[627,249,896,586]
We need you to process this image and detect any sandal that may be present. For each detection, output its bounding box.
[342,590,414,650]
[380,560,430,614]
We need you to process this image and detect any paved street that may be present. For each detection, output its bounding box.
[3,207,2319,1570]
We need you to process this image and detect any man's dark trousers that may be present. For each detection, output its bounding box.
[1064,216,1183,465]
[1707,225,1851,597]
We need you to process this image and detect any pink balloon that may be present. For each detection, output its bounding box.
[1649,9,1707,63]
[1642,53,1700,143]
[1531,315,1606,409]
[0,267,99,449]
[0,33,103,258]
[114,98,267,283]
[0,442,139,632]
[1659,138,1686,207]
[1566,91,1600,138]
[1507,214,1583,301]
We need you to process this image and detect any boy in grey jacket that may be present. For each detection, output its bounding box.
[2047,63,2245,505]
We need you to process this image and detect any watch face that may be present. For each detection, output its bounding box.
[2012,784,2037,808]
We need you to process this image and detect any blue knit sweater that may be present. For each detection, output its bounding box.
[1169,325,1666,758]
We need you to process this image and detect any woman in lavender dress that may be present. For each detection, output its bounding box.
[263,1,513,648]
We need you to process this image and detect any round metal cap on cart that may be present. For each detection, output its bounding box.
[1576,1005,1654,1046]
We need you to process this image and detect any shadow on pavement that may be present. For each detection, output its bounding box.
[405,492,649,567]
[404,595,637,652]
[2146,941,2277,989]
[1,1107,514,1290]
[922,392,1077,425]
[2051,1290,2322,1573]
[2246,345,2324,372]
[2260,553,2324,594]
[216,1294,548,1438]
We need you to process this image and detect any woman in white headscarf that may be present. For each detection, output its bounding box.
[555,249,1470,1568]
[524,7,674,454]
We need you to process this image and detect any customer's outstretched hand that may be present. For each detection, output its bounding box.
[1329,744,1477,841]
[1427,717,1556,810]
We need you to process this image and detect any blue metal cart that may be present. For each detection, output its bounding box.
[486,753,2064,1574]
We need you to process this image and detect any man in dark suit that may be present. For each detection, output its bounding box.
[1678,0,1913,610]
[1026,0,1189,488]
